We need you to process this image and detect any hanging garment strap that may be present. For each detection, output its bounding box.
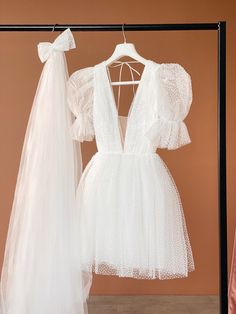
[107,60,141,112]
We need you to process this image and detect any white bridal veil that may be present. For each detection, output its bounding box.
[0,28,92,314]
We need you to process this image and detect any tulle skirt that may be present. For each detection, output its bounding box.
[76,151,195,280]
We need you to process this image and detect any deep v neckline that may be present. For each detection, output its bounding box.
[102,60,151,120]
[101,59,151,151]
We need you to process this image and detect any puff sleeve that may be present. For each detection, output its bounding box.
[67,67,95,142]
[144,63,193,150]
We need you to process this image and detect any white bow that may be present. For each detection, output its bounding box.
[37,28,76,63]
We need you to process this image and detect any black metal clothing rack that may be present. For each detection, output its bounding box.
[0,22,227,314]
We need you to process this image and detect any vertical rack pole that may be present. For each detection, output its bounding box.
[218,20,228,314]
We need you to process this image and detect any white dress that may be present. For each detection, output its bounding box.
[67,58,195,280]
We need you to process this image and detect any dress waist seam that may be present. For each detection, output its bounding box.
[95,151,157,156]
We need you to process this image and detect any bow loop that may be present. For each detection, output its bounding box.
[37,28,76,63]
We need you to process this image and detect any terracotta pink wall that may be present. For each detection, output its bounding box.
[1,0,235,296]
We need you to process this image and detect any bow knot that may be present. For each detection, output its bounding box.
[109,60,141,77]
[37,28,76,63]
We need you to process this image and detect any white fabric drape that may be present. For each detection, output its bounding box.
[0,28,91,314]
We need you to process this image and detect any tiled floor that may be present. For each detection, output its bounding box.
[88,295,219,313]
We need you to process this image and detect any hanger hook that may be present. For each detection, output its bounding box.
[52,23,63,34]
[122,23,127,43]
[52,23,57,32]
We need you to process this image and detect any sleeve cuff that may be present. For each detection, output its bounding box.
[144,117,191,150]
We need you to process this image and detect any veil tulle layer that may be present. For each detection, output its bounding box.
[0,28,92,314]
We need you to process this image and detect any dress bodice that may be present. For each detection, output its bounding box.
[67,60,193,154]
